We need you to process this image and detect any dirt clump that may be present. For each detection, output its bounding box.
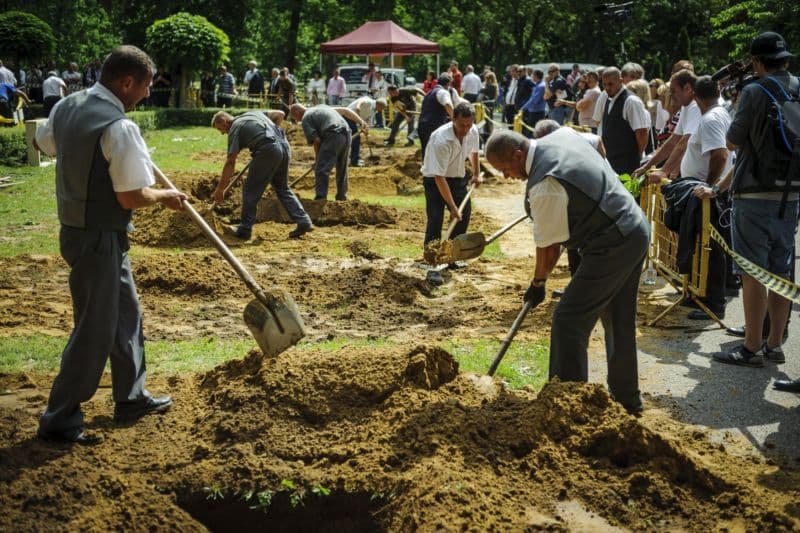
[423,238,454,265]
[404,345,459,389]
[257,198,396,226]
[133,253,249,298]
[130,203,208,247]
[346,239,382,260]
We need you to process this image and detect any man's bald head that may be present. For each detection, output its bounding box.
[289,103,307,121]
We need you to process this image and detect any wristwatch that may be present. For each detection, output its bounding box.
[710,184,720,196]
[532,278,547,287]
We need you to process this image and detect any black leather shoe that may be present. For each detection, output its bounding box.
[288,223,314,239]
[773,379,800,393]
[426,270,444,286]
[38,428,104,446]
[114,395,173,423]
[726,326,745,337]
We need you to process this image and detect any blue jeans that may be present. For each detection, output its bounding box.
[547,105,569,125]
[328,95,341,106]
[731,197,799,277]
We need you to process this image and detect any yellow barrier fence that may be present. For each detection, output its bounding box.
[639,180,725,328]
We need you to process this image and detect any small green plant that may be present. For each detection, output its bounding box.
[280,479,304,508]
[203,484,224,501]
[311,485,331,497]
[249,490,273,512]
[280,479,296,490]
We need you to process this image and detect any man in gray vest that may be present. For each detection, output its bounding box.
[212,110,313,239]
[34,46,186,445]
[290,103,352,201]
[485,128,650,414]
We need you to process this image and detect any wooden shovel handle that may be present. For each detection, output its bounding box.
[485,214,528,245]
[443,184,475,241]
[152,164,272,309]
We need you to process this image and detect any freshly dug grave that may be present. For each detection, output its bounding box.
[1,345,796,531]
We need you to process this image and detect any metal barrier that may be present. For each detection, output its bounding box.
[639,180,725,328]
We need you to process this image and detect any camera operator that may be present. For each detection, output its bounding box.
[712,32,799,370]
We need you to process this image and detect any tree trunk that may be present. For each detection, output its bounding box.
[181,68,192,109]
[285,0,303,72]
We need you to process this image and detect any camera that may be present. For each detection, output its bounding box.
[711,59,755,100]
[595,2,634,22]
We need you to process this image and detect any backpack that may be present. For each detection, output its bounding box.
[752,75,800,213]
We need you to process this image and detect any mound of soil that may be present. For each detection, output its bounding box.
[130,204,209,247]
[346,240,382,260]
[133,254,250,299]
[3,344,794,531]
[257,198,396,226]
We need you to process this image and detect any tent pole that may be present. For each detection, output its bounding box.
[436,53,440,74]
[390,53,394,69]
[319,53,323,73]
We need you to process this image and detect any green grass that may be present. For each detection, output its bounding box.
[358,193,425,210]
[142,126,225,173]
[0,334,256,374]
[0,164,60,257]
[445,338,549,390]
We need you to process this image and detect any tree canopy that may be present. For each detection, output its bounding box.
[0,11,56,65]
[145,11,230,71]
[0,0,797,81]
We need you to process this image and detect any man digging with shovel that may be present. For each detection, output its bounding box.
[485,128,650,415]
[34,46,186,445]
[212,110,313,240]
[422,102,483,285]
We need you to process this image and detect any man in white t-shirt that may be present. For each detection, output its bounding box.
[461,65,482,103]
[421,102,483,284]
[347,95,386,166]
[636,69,700,180]
[35,46,186,445]
[42,71,67,115]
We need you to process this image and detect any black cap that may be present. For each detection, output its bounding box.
[750,31,793,59]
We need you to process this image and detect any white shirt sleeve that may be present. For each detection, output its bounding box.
[101,119,156,192]
[674,102,700,136]
[34,115,58,156]
[465,126,480,157]
[421,135,454,177]
[592,91,608,124]
[528,177,570,247]
[623,96,651,130]
[436,89,452,107]
[698,111,728,155]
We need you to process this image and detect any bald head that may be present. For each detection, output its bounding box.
[484,130,530,179]
[289,103,307,121]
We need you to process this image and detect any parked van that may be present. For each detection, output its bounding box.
[337,64,416,104]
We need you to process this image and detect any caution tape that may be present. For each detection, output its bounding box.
[709,225,800,304]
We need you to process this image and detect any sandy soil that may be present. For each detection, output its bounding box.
[1,131,798,531]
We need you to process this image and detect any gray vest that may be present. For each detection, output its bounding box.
[527,128,644,249]
[53,91,131,231]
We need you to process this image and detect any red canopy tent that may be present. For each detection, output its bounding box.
[320,20,440,71]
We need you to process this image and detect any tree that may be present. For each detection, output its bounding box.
[145,12,230,108]
[0,11,56,67]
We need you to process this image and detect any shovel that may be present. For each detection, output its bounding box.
[487,301,533,376]
[153,164,306,357]
[425,185,475,265]
[446,214,529,262]
[361,130,380,164]
[202,161,252,233]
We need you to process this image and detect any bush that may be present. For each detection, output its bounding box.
[0,128,27,167]
[128,107,253,132]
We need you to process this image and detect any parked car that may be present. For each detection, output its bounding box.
[337,64,415,104]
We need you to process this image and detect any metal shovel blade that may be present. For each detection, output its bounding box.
[243,293,306,357]
[449,232,487,261]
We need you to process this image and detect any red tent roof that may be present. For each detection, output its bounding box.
[320,20,439,55]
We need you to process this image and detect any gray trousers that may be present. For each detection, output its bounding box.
[40,227,148,434]
[315,130,351,201]
[549,218,650,409]
[240,139,311,231]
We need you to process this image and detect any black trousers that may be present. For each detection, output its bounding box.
[418,120,445,160]
[423,176,472,245]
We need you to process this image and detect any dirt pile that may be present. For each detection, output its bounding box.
[346,239,382,260]
[1,345,798,531]
[133,253,250,298]
[257,198,396,226]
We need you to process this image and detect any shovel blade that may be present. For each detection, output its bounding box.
[243,294,306,356]
[449,232,487,261]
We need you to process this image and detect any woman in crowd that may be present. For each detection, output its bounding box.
[306,70,326,105]
[627,78,657,153]
[422,70,437,93]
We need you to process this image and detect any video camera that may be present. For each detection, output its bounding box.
[711,59,755,100]
[595,2,634,22]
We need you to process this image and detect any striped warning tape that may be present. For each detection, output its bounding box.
[709,225,800,304]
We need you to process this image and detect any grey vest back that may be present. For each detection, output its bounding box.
[231,111,279,154]
[601,88,640,175]
[527,128,644,249]
[53,91,131,231]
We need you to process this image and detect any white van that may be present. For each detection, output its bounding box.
[337,64,416,104]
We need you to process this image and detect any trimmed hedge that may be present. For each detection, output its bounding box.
[128,107,253,132]
[0,128,26,167]
[0,107,255,166]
